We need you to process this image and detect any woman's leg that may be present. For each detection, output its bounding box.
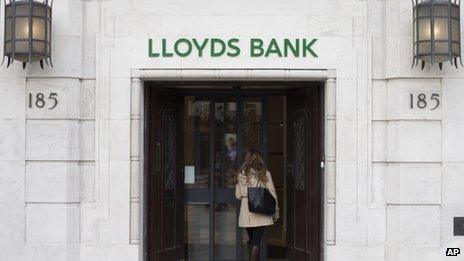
[251,226,265,245]
[245,228,254,258]
[249,226,265,261]
[246,227,254,241]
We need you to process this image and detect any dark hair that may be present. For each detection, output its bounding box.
[237,148,268,183]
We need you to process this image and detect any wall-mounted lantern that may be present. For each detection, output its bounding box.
[413,0,461,70]
[2,0,53,69]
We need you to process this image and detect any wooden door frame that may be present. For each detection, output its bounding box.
[129,69,337,261]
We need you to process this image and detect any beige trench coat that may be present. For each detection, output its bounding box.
[235,170,279,228]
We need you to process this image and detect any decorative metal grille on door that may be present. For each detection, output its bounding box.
[164,110,177,190]
[294,113,307,191]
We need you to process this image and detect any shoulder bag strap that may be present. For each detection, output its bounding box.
[256,178,266,189]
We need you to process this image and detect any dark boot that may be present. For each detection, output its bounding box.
[250,245,260,261]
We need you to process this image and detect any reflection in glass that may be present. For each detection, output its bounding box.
[185,204,210,261]
[244,99,262,124]
[243,124,261,150]
[184,97,210,189]
[214,100,238,189]
[243,98,263,150]
[214,204,237,261]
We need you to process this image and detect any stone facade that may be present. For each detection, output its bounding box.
[0,0,463,260]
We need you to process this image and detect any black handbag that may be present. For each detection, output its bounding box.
[247,180,276,216]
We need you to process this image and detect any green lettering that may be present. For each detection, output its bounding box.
[265,39,282,57]
[211,38,226,57]
[250,39,264,57]
[284,39,299,57]
[192,38,209,57]
[148,39,160,57]
[303,39,318,58]
[227,38,241,57]
[162,39,174,57]
[174,38,192,57]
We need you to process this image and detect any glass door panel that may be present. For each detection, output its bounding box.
[184,94,270,261]
[213,98,238,260]
[214,204,237,261]
[184,96,211,189]
[185,204,210,260]
[184,96,213,260]
[214,100,238,189]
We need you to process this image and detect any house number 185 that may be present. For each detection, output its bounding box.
[409,93,440,110]
[28,92,59,110]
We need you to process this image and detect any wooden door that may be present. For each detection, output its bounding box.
[145,87,184,261]
[286,86,324,261]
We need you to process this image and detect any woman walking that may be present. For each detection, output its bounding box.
[235,148,279,261]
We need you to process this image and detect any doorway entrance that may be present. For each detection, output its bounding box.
[144,83,324,261]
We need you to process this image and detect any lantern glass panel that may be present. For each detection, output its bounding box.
[33,54,44,61]
[435,42,449,53]
[33,5,47,17]
[421,55,432,62]
[15,18,30,40]
[15,4,30,16]
[452,19,460,41]
[32,18,46,40]
[5,42,12,54]
[15,53,28,62]
[15,41,28,54]
[47,8,51,19]
[419,18,432,41]
[434,5,448,17]
[5,18,13,41]
[435,54,450,62]
[32,41,45,53]
[452,42,460,54]
[5,42,13,55]
[434,18,449,40]
[5,5,13,17]
[418,6,430,17]
[451,6,459,18]
[419,41,432,54]
[451,43,461,56]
